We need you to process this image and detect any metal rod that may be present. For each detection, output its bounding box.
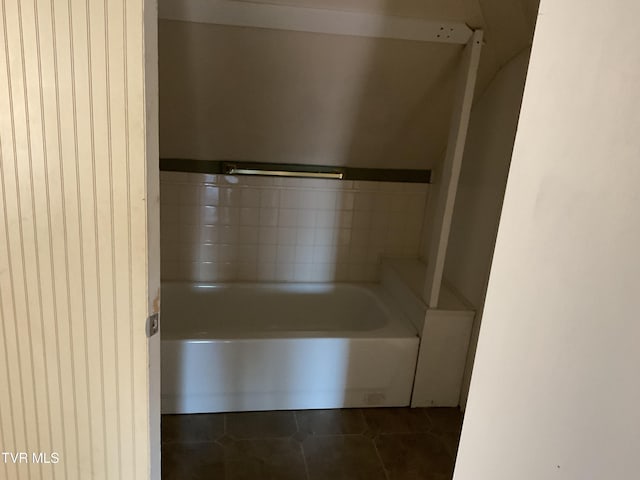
[225,165,344,180]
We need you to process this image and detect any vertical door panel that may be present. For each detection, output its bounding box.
[0,0,158,478]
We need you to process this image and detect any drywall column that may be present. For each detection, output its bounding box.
[422,30,482,307]
[0,0,159,479]
[454,1,640,479]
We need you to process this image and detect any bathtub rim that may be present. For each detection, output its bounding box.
[160,281,419,341]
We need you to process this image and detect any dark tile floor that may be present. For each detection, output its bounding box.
[162,407,463,480]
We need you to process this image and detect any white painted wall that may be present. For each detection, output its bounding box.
[454,1,640,478]
[0,0,158,478]
[443,49,531,406]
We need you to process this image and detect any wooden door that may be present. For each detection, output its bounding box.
[0,0,160,478]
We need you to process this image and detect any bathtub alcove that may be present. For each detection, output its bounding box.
[161,282,420,413]
[156,0,514,415]
[160,257,475,414]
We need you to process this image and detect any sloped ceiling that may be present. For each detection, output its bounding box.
[471,0,539,95]
[158,0,539,168]
[231,0,479,22]
[228,0,539,97]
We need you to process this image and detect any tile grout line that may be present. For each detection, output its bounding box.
[159,177,428,194]
[223,412,227,436]
[372,436,391,480]
[294,411,312,480]
[298,432,371,439]
[222,413,229,480]
[424,408,465,461]
[360,409,390,480]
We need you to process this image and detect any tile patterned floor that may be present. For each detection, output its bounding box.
[162,407,463,480]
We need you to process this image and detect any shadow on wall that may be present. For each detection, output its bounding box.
[158,13,462,170]
[163,336,354,413]
[443,48,534,407]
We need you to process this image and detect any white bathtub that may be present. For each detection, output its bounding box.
[161,282,420,414]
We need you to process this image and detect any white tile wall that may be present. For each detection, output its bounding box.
[160,171,429,282]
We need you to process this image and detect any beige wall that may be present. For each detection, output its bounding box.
[471,0,537,96]
[157,0,538,171]
[454,0,640,478]
[0,0,157,479]
[159,20,460,169]
[443,49,531,406]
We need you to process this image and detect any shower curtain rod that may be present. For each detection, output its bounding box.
[224,163,344,180]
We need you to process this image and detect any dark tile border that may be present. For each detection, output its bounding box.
[160,158,432,184]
